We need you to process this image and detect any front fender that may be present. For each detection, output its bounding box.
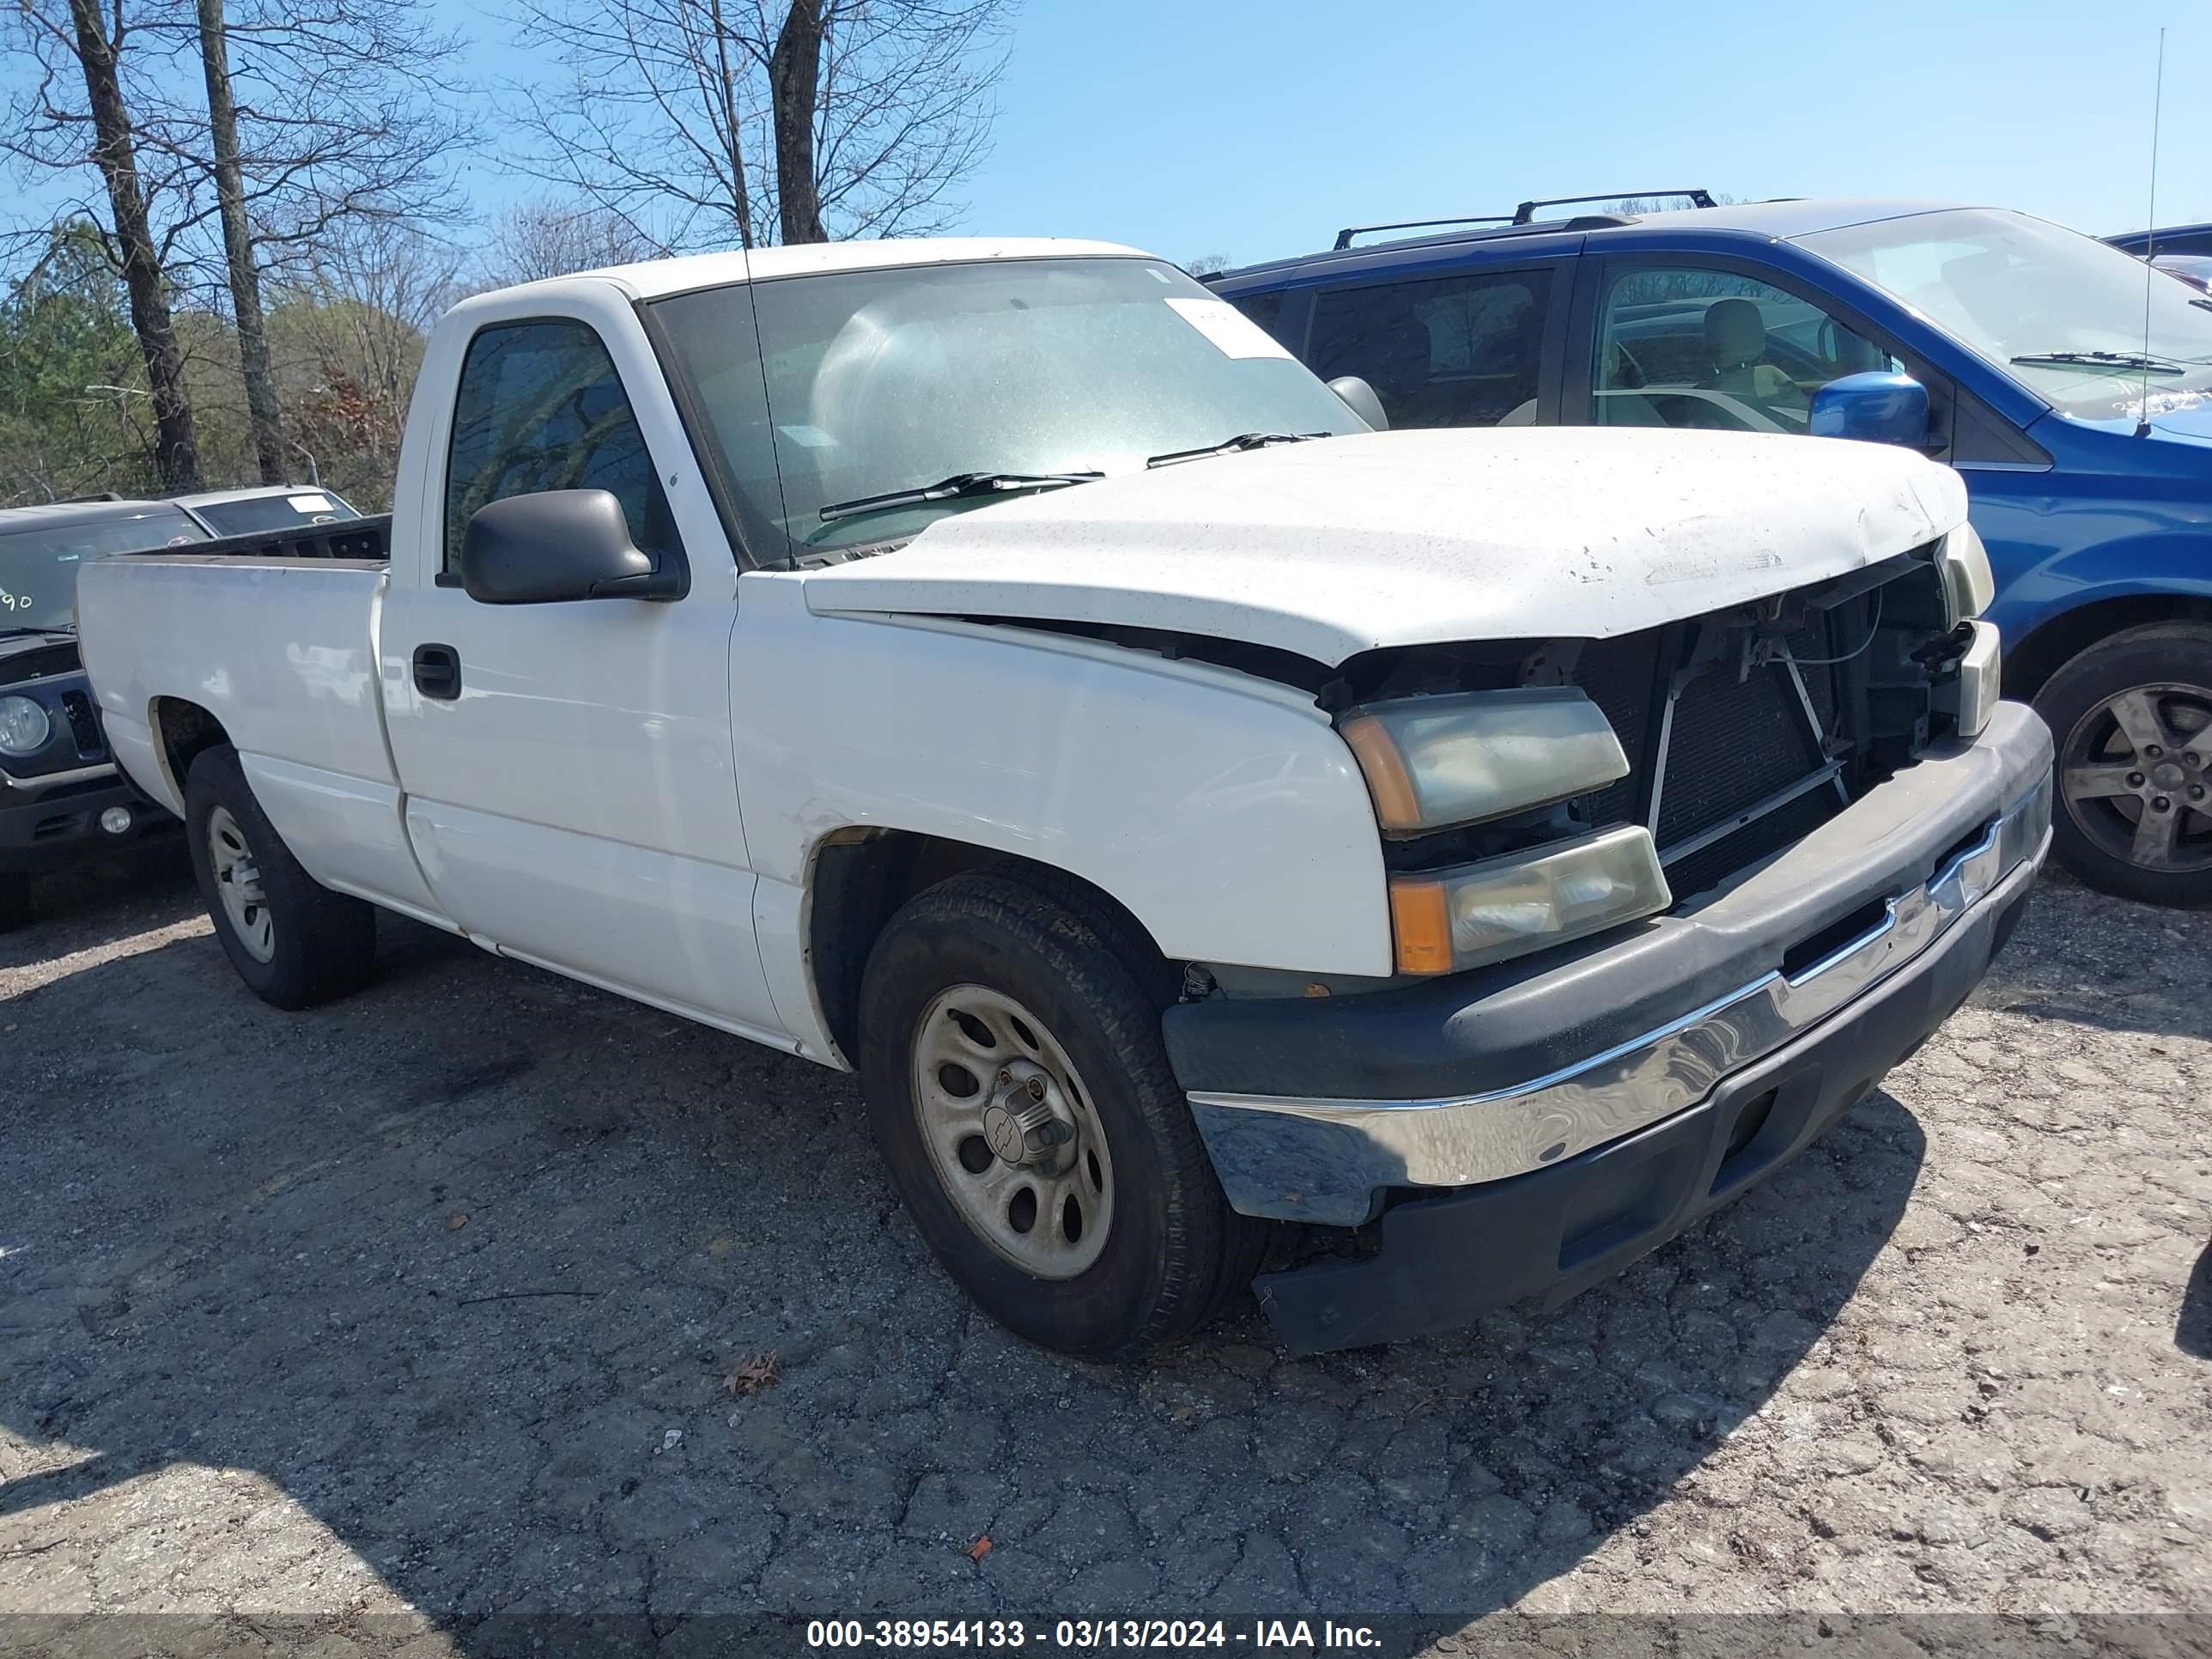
[1981,526,2212,665]
[732,579,1392,980]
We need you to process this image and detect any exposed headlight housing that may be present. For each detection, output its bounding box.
[1388,825,1673,975]
[0,695,52,757]
[1340,688,1630,836]
[1936,523,1995,625]
[1953,619,2002,738]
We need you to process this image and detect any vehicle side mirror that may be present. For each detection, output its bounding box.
[1327,374,1389,431]
[461,489,686,605]
[1808,371,1929,447]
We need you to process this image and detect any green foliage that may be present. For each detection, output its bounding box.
[0,219,436,510]
[0,223,161,505]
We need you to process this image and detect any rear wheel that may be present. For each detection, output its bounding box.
[185,745,379,1007]
[2033,623,2212,908]
[856,871,1267,1359]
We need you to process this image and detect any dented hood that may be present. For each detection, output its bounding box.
[799,427,1967,665]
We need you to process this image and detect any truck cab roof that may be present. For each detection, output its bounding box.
[477,236,1153,308]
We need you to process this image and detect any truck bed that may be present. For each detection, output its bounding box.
[135,514,393,563]
[76,551,412,913]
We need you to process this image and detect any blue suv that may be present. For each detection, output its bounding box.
[1208,193,2212,907]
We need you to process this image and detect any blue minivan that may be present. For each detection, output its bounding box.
[1208,195,2212,906]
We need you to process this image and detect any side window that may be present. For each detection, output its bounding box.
[1224,287,1291,346]
[1307,270,1550,429]
[1594,268,1898,435]
[442,319,672,574]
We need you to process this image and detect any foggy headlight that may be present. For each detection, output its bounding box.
[1388,825,1673,975]
[1340,688,1629,836]
[1937,523,1995,624]
[0,696,52,757]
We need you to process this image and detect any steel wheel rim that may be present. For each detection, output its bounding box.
[206,805,275,963]
[910,984,1115,1279]
[2059,682,2212,874]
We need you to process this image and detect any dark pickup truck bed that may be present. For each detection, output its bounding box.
[135,515,393,562]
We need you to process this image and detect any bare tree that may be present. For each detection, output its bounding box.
[193,0,281,483]
[4,0,471,492]
[508,0,1013,251]
[4,0,204,489]
[266,217,462,508]
[479,198,669,287]
[167,0,473,483]
[1185,253,1232,278]
[768,0,827,244]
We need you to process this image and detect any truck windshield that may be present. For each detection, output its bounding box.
[650,257,1364,557]
[1797,208,2212,421]
[0,506,206,630]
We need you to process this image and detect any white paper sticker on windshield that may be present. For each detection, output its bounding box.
[1164,296,1293,361]
[287,494,333,512]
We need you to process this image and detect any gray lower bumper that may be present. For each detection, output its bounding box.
[1175,704,2053,1225]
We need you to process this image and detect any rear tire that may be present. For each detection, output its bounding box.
[185,745,378,1007]
[2033,623,2212,908]
[856,871,1267,1359]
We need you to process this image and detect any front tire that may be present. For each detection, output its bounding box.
[856,872,1266,1359]
[185,745,379,1007]
[2033,623,2212,908]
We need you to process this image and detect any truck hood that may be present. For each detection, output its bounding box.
[800,428,1968,665]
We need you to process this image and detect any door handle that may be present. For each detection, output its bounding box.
[411,642,461,701]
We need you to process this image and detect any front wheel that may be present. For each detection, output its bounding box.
[185,745,380,1007]
[856,872,1266,1359]
[2033,623,2212,908]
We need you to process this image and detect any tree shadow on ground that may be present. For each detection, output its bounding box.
[0,921,1924,1653]
[2179,1240,2212,1361]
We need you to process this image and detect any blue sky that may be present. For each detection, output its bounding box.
[5,0,2201,269]
[440,0,2208,266]
[946,0,2206,265]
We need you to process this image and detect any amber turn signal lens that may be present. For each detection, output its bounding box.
[1340,714,1423,832]
[1388,877,1455,975]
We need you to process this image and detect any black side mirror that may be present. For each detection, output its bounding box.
[1327,374,1389,431]
[461,489,687,605]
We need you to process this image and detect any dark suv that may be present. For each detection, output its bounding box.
[1208,192,2212,907]
[0,498,203,927]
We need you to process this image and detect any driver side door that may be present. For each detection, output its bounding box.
[379,301,783,1045]
[1573,261,1901,435]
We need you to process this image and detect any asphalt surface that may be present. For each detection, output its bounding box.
[1,847,2207,1656]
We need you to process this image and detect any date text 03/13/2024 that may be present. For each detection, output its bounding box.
[804,1619,1384,1650]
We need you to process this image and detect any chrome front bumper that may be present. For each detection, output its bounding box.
[1180,714,2053,1225]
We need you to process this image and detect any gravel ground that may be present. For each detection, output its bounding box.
[0,848,2207,1657]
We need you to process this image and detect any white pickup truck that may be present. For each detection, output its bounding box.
[78,238,2051,1358]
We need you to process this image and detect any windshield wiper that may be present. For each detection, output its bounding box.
[817,470,1103,526]
[2008,349,2185,375]
[1146,431,1330,468]
[0,623,72,639]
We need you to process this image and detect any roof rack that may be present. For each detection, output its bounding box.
[1332,215,1511,252]
[1329,189,1717,252]
[1510,188,1715,224]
